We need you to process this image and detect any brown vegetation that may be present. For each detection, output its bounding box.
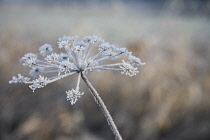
[0,4,210,140]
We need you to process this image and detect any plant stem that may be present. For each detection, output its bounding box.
[81,72,123,140]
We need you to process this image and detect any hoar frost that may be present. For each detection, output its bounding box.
[9,35,145,105]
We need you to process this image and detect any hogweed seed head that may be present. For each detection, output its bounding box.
[9,35,145,105]
[29,75,48,92]
[120,60,139,76]
[39,44,53,56]
[58,53,71,61]
[66,89,84,105]
[58,60,73,74]
[20,53,38,67]
[29,66,44,78]
[9,74,31,84]
[45,53,59,63]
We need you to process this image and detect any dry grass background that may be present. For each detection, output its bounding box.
[1,3,210,140]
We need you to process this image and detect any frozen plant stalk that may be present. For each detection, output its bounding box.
[9,35,145,140]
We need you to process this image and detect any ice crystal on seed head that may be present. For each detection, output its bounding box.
[58,53,71,61]
[20,53,37,67]
[82,35,103,43]
[115,47,127,53]
[9,35,145,105]
[66,89,84,105]
[39,44,53,56]
[45,53,59,63]
[23,58,37,67]
[29,66,44,77]
[75,42,88,48]
[120,60,139,77]
[9,74,30,84]
[72,43,86,53]
[20,53,37,61]
[58,36,78,49]
[128,54,146,66]
[58,40,70,49]
[29,75,48,92]
[58,60,73,74]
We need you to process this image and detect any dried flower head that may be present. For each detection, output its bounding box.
[9,35,145,104]
[39,44,53,56]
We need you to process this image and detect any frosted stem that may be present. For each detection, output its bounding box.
[81,72,123,140]
[85,42,96,59]
[65,47,77,64]
[96,52,123,63]
[76,73,81,91]
[91,68,123,71]
[37,60,58,68]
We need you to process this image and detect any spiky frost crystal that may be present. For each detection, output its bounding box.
[66,89,84,105]
[9,35,145,105]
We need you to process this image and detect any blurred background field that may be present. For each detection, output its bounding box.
[1,0,210,140]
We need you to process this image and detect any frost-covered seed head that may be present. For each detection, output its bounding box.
[39,44,53,56]
[29,66,44,77]
[75,42,88,48]
[82,35,103,43]
[23,58,37,67]
[20,53,37,61]
[115,47,128,54]
[58,36,78,49]
[58,53,71,61]
[45,53,59,63]
[99,42,111,51]
[9,35,145,105]
[66,89,84,105]
[58,60,73,73]
[120,60,139,77]
[58,40,71,49]
[72,44,86,53]
[9,74,30,84]
[29,75,48,92]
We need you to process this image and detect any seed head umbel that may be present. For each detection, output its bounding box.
[9,35,145,105]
